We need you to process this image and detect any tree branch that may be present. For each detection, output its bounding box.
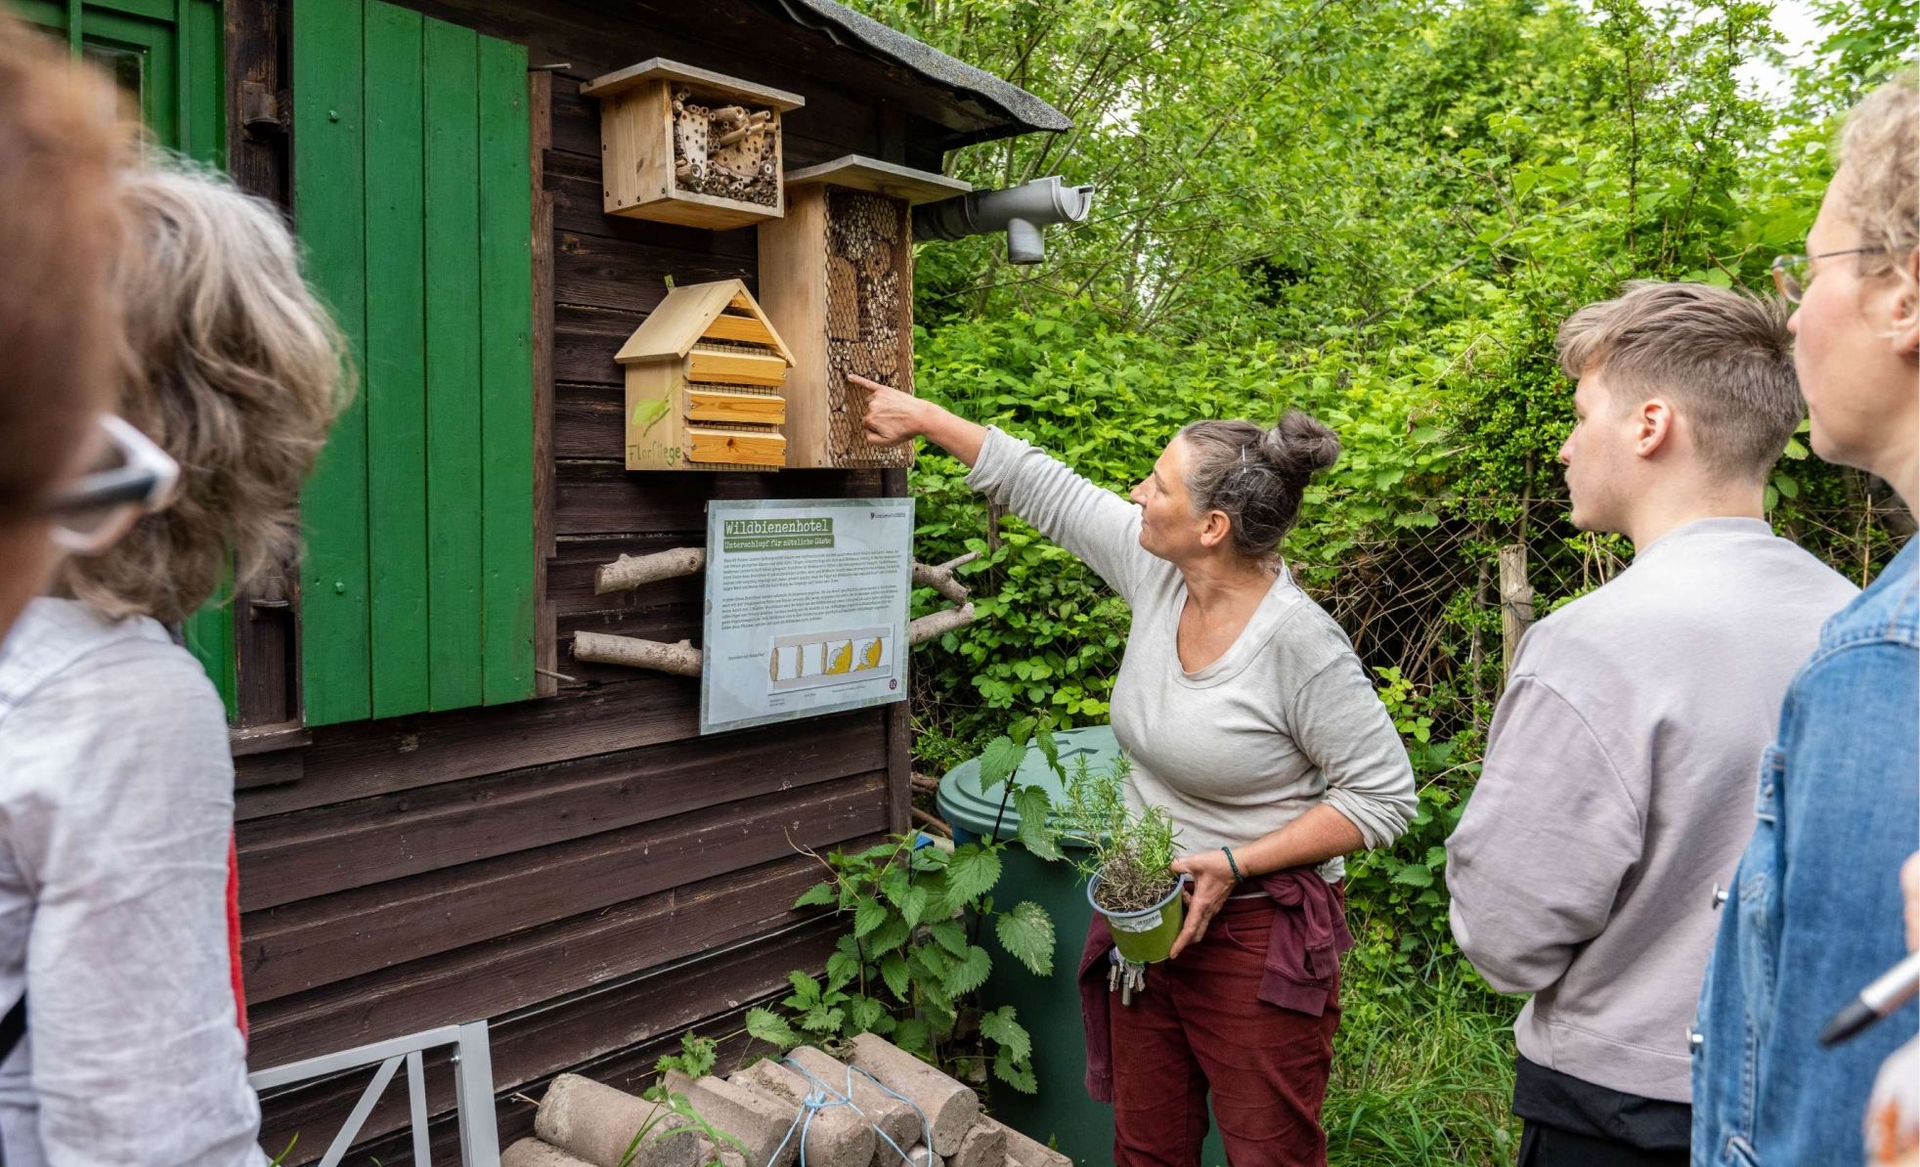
[911,551,981,605]
[571,632,701,677]
[594,546,706,594]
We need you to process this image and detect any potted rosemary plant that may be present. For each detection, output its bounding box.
[1055,754,1186,966]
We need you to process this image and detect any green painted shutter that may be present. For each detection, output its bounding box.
[294,0,536,726]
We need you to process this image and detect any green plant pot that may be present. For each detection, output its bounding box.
[1088,872,1188,964]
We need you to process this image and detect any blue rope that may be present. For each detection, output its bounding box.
[765,1057,934,1166]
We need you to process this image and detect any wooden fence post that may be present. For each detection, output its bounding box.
[1499,543,1534,683]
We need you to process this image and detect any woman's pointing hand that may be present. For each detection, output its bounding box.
[850,374,923,446]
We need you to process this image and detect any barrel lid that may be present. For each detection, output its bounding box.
[935,723,1119,841]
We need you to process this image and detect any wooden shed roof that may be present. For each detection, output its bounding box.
[614,279,795,365]
[750,0,1070,149]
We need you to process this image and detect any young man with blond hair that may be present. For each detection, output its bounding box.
[1446,280,1857,1166]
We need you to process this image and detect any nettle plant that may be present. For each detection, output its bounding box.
[747,720,1061,1092]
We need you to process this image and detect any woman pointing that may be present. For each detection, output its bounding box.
[855,374,1416,1167]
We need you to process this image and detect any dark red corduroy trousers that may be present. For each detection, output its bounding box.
[1107,896,1342,1167]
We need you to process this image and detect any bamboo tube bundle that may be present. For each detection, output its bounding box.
[823,188,911,468]
[584,61,796,227]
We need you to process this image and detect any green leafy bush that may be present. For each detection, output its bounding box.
[1341,669,1485,988]
[747,831,1054,1093]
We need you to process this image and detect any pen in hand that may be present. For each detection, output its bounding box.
[1819,948,1920,1047]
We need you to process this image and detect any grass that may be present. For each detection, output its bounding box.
[1324,957,1523,1167]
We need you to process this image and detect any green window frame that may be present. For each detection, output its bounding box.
[293,0,537,726]
[18,0,223,164]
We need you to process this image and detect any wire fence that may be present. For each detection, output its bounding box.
[1296,493,1912,735]
[907,489,1912,759]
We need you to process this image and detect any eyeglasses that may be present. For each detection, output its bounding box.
[38,414,179,555]
[1771,248,1889,304]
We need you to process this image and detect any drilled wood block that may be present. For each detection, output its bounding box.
[684,388,786,426]
[687,347,788,386]
[701,312,783,347]
[686,427,785,466]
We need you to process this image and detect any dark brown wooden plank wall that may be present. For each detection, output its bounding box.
[259,917,850,1158]
[240,0,933,1156]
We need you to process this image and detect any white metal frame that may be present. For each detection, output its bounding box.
[249,1021,501,1167]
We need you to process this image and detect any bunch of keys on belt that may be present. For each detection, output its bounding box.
[1107,948,1148,1006]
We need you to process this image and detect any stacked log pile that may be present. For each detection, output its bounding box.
[502,1035,1071,1167]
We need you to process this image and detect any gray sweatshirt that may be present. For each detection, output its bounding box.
[1446,517,1856,1102]
[968,428,1417,878]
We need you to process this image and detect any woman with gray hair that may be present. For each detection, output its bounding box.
[858,375,1416,1167]
[0,159,348,1165]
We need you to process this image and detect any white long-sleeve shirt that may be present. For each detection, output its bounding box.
[966,428,1418,878]
[0,598,267,1167]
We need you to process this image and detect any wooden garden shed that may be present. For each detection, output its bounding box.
[18,0,1065,1158]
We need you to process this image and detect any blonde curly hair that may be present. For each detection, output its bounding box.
[62,159,352,624]
[1835,65,1919,297]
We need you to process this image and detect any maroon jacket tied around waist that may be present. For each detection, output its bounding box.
[1077,867,1351,1103]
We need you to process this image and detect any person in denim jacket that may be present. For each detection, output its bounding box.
[1692,69,1920,1167]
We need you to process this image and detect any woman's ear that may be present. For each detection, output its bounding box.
[1199,509,1233,549]
[1890,249,1920,361]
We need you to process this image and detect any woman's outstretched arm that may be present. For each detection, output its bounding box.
[852,374,1161,603]
[853,374,987,465]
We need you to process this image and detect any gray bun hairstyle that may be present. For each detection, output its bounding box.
[1177,410,1341,559]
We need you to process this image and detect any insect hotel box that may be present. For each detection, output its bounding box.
[616,279,793,471]
[580,59,804,230]
[756,156,970,469]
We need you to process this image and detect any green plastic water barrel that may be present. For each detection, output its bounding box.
[937,724,1227,1166]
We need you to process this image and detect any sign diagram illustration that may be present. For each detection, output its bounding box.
[768,627,894,691]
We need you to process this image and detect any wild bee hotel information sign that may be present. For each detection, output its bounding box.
[700,498,915,734]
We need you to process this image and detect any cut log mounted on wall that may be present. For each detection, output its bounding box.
[597,549,980,601]
[572,632,701,677]
[908,602,974,646]
[911,551,979,605]
[569,604,973,680]
[594,546,707,594]
[579,548,979,677]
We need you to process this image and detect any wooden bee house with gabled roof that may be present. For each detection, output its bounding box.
[617,279,794,471]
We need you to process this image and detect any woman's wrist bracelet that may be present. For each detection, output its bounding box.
[1221,846,1243,882]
